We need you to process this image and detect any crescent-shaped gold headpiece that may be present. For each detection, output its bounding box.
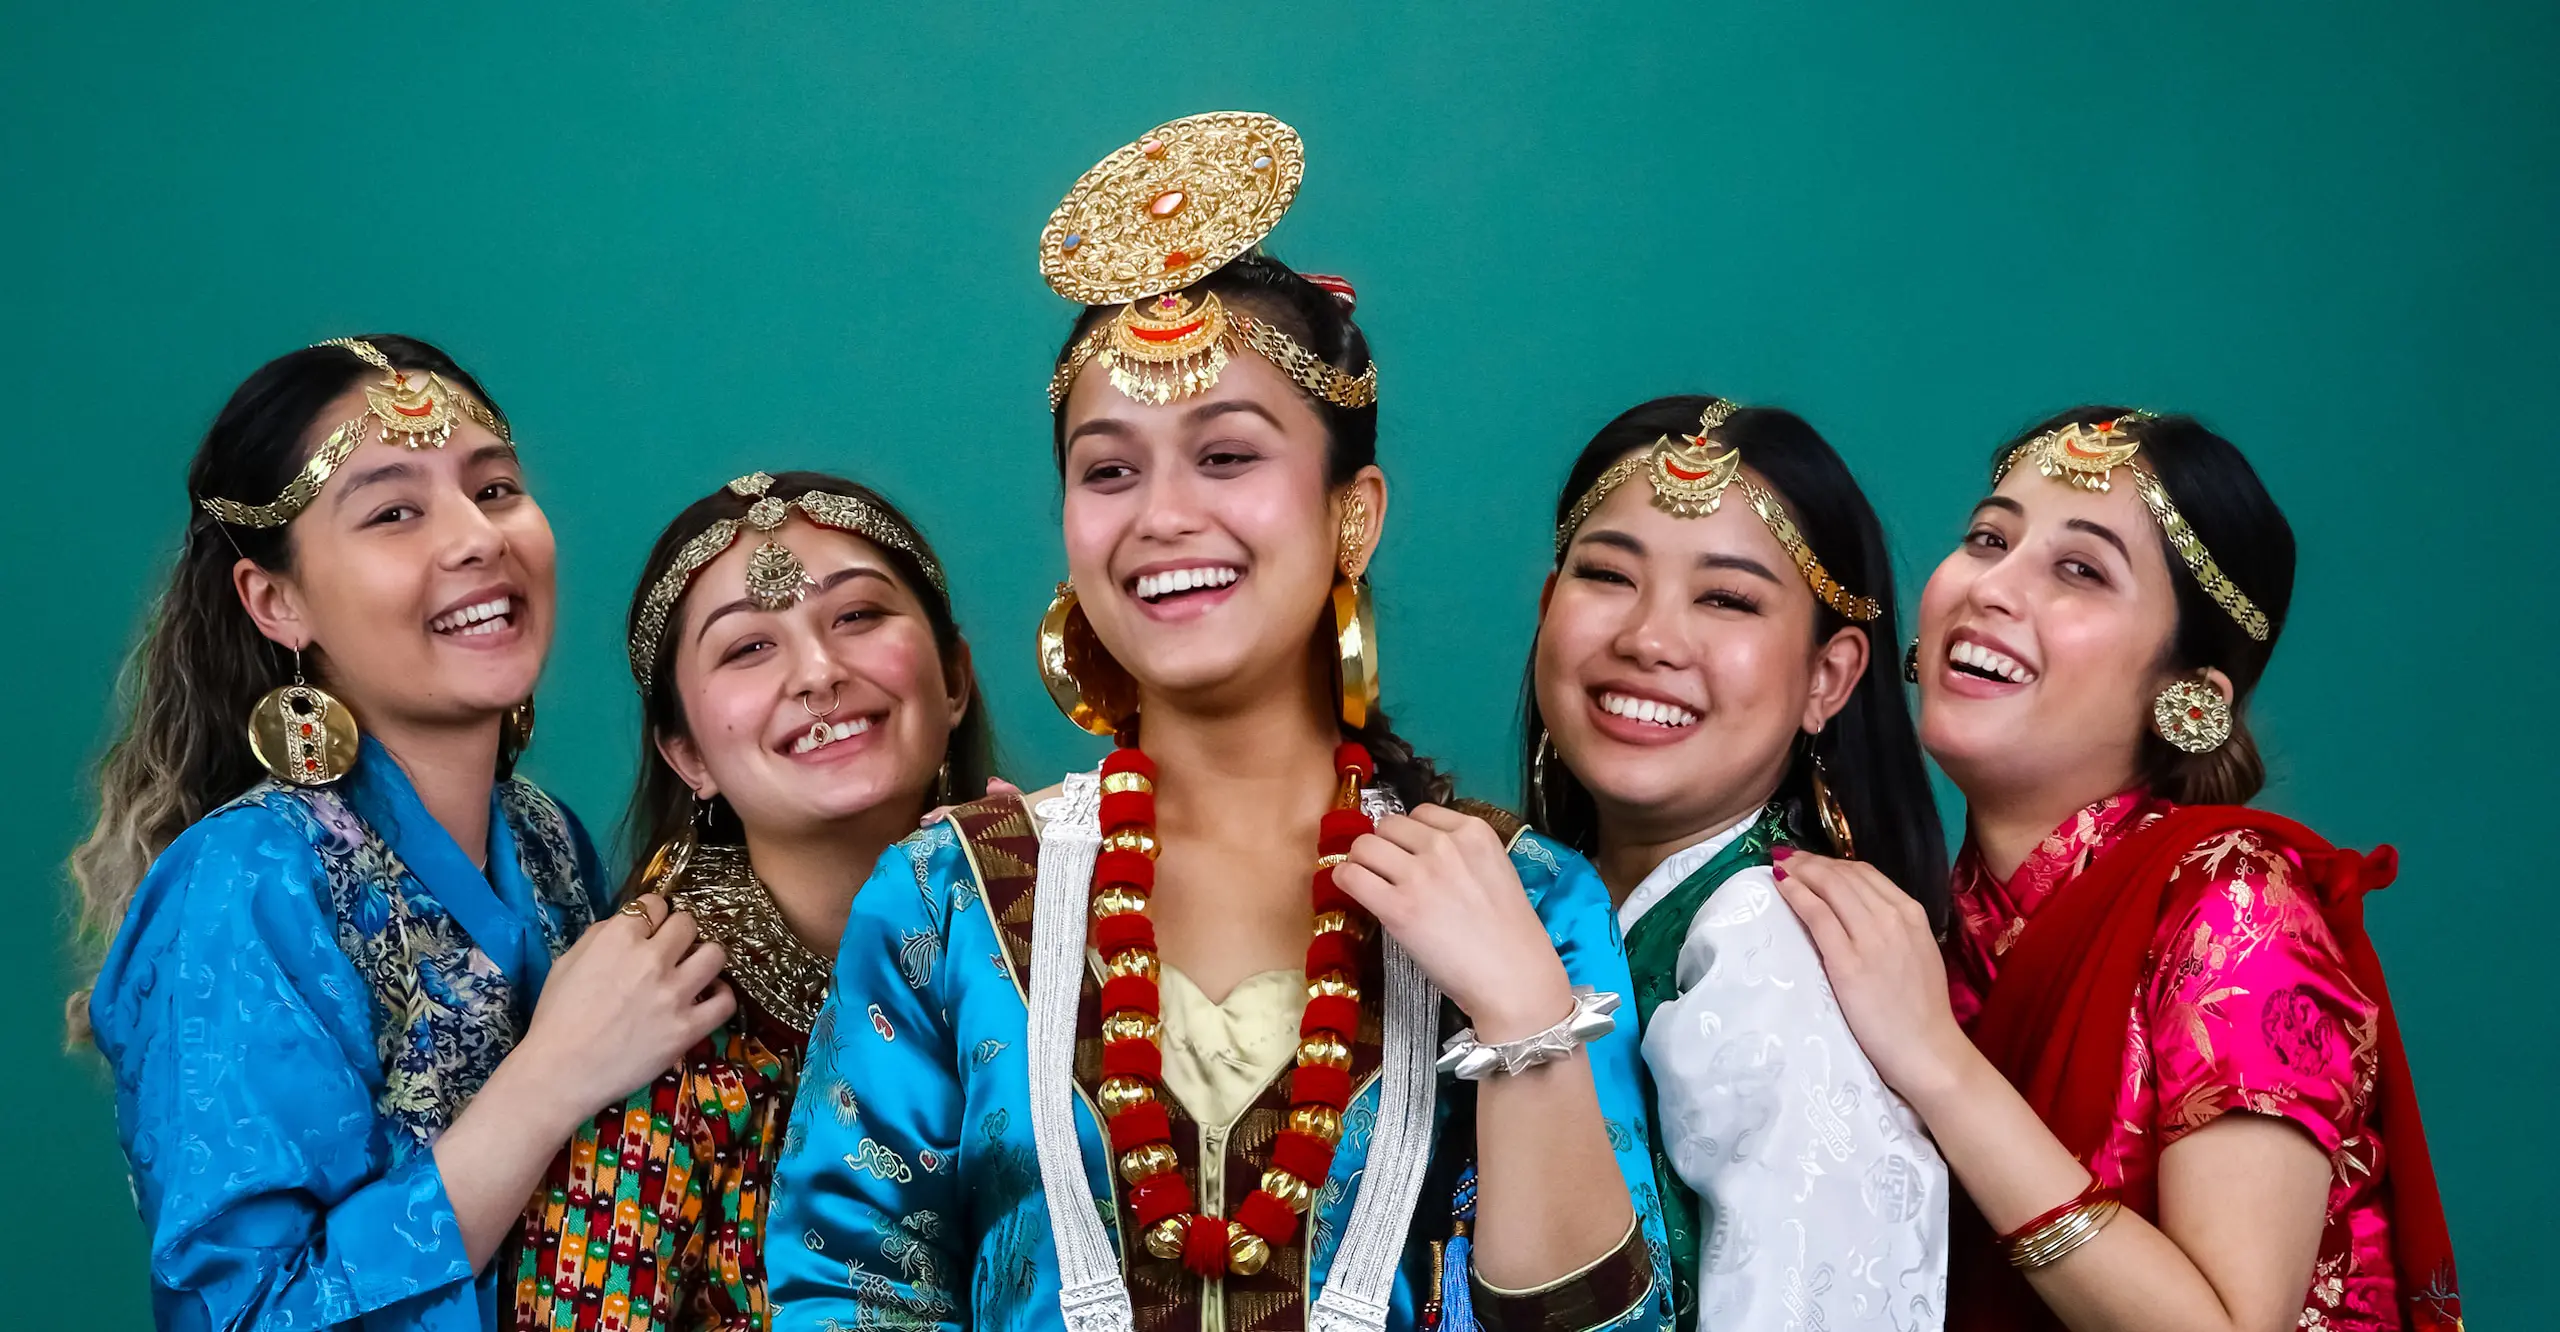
[199,338,512,528]
[1041,111,1376,412]
[1556,400,1883,623]
[1992,414,2271,640]
[628,472,947,691]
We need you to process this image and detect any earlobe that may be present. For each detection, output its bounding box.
[943,637,977,727]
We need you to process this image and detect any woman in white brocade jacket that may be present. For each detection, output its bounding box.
[1521,395,1952,1332]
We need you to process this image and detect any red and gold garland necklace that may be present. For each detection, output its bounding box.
[1092,737,1379,1279]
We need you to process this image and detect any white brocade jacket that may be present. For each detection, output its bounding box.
[1622,815,1949,1331]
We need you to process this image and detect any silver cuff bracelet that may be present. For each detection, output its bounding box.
[1434,987,1621,1081]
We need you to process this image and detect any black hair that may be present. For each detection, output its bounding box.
[1993,408,2295,806]
[1050,251,1451,811]
[619,470,996,897]
[72,336,504,1041]
[1523,395,1948,924]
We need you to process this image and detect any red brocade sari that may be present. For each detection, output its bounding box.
[1944,793,2459,1332]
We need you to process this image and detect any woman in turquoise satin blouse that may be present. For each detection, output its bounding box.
[73,336,737,1331]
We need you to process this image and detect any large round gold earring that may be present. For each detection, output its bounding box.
[1331,574,1379,731]
[248,647,360,787]
[1036,580,1140,736]
[1810,752,1857,859]
[2152,676,2232,754]
[501,697,536,763]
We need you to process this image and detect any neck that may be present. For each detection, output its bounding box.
[1139,668,1343,836]
[1593,787,1773,906]
[742,797,919,959]
[369,715,502,869]
[1962,763,2141,882]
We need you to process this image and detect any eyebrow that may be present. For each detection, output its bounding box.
[1972,496,2025,520]
[2065,517,2134,563]
[333,460,418,509]
[693,564,894,642]
[1063,396,1290,449]
[1572,528,1781,582]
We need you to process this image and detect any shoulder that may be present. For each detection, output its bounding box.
[2153,826,2356,978]
[142,784,340,910]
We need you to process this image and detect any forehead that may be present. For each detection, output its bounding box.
[1061,344,1328,446]
[1985,466,2168,558]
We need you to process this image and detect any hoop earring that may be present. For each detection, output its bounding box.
[1036,580,1139,736]
[501,697,536,764]
[1331,574,1379,730]
[1904,640,1921,684]
[639,794,707,894]
[2152,676,2233,754]
[1529,728,1553,821]
[249,647,361,786]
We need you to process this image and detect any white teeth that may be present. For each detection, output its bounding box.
[1134,566,1241,601]
[1598,692,1699,728]
[1949,640,2036,684]
[431,596,514,634]
[789,715,876,755]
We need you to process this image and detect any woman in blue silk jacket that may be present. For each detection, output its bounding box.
[766,113,1672,1332]
[73,336,736,1331]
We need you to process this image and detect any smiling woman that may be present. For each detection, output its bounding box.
[1772,409,2462,1332]
[72,337,738,1332]
[502,469,990,1331]
[766,111,1668,1332]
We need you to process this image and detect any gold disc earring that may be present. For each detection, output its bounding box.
[248,647,361,787]
[2152,676,2233,754]
[1035,580,1140,736]
[1810,749,1857,859]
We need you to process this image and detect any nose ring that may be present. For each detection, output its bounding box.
[801,689,840,720]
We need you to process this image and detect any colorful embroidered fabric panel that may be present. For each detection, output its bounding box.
[1946,790,2398,1332]
[511,1002,807,1331]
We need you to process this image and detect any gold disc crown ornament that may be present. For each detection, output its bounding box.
[1041,112,1376,413]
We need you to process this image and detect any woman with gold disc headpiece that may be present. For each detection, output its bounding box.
[1771,408,2460,1332]
[1529,394,1954,1331]
[77,336,730,1330]
[769,113,1671,1332]
[505,469,995,1330]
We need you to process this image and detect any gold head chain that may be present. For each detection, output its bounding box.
[199,338,510,529]
[1555,400,1882,623]
[628,472,945,691]
[1992,415,2271,641]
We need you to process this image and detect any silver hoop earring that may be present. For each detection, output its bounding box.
[1529,729,1554,820]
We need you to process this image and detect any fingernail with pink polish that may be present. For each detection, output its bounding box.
[1771,845,1794,862]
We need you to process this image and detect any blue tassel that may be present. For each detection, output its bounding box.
[1440,1167,1480,1332]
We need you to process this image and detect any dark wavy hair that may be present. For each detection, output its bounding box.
[618,471,996,899]
[1523,396,1948,924]
[70,336,507,1041]
[1991,407,2295,806]
[1050,251,1452,811]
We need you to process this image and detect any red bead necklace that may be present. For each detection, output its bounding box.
[1091,738,1379,1278]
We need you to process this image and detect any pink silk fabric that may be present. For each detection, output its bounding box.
[1945,790,2399,1332]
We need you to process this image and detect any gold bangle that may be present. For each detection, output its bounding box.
[2007,1197,2122,1270]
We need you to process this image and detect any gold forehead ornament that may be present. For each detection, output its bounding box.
[1993,415,2270,641]
[1041,111,1376,412]
[199,338,511,529]
[1556,401,1882,623]
[628,472,947,691]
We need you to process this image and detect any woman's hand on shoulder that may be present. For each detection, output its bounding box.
[1770,851,1971,1100]
[517,893,737,1118]
[1335,805,1574,1042]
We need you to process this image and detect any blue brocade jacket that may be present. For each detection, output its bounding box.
[766,776,1671,1332]
[90,738,605,1332]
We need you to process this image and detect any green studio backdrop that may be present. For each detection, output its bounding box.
[5,1,2550,1322]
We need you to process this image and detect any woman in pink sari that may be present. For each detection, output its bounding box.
[1770,409,2457,1332]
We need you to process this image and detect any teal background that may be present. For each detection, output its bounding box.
[6,1,2549,1322]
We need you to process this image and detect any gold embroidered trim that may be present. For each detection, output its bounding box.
[665,843,831,1034]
